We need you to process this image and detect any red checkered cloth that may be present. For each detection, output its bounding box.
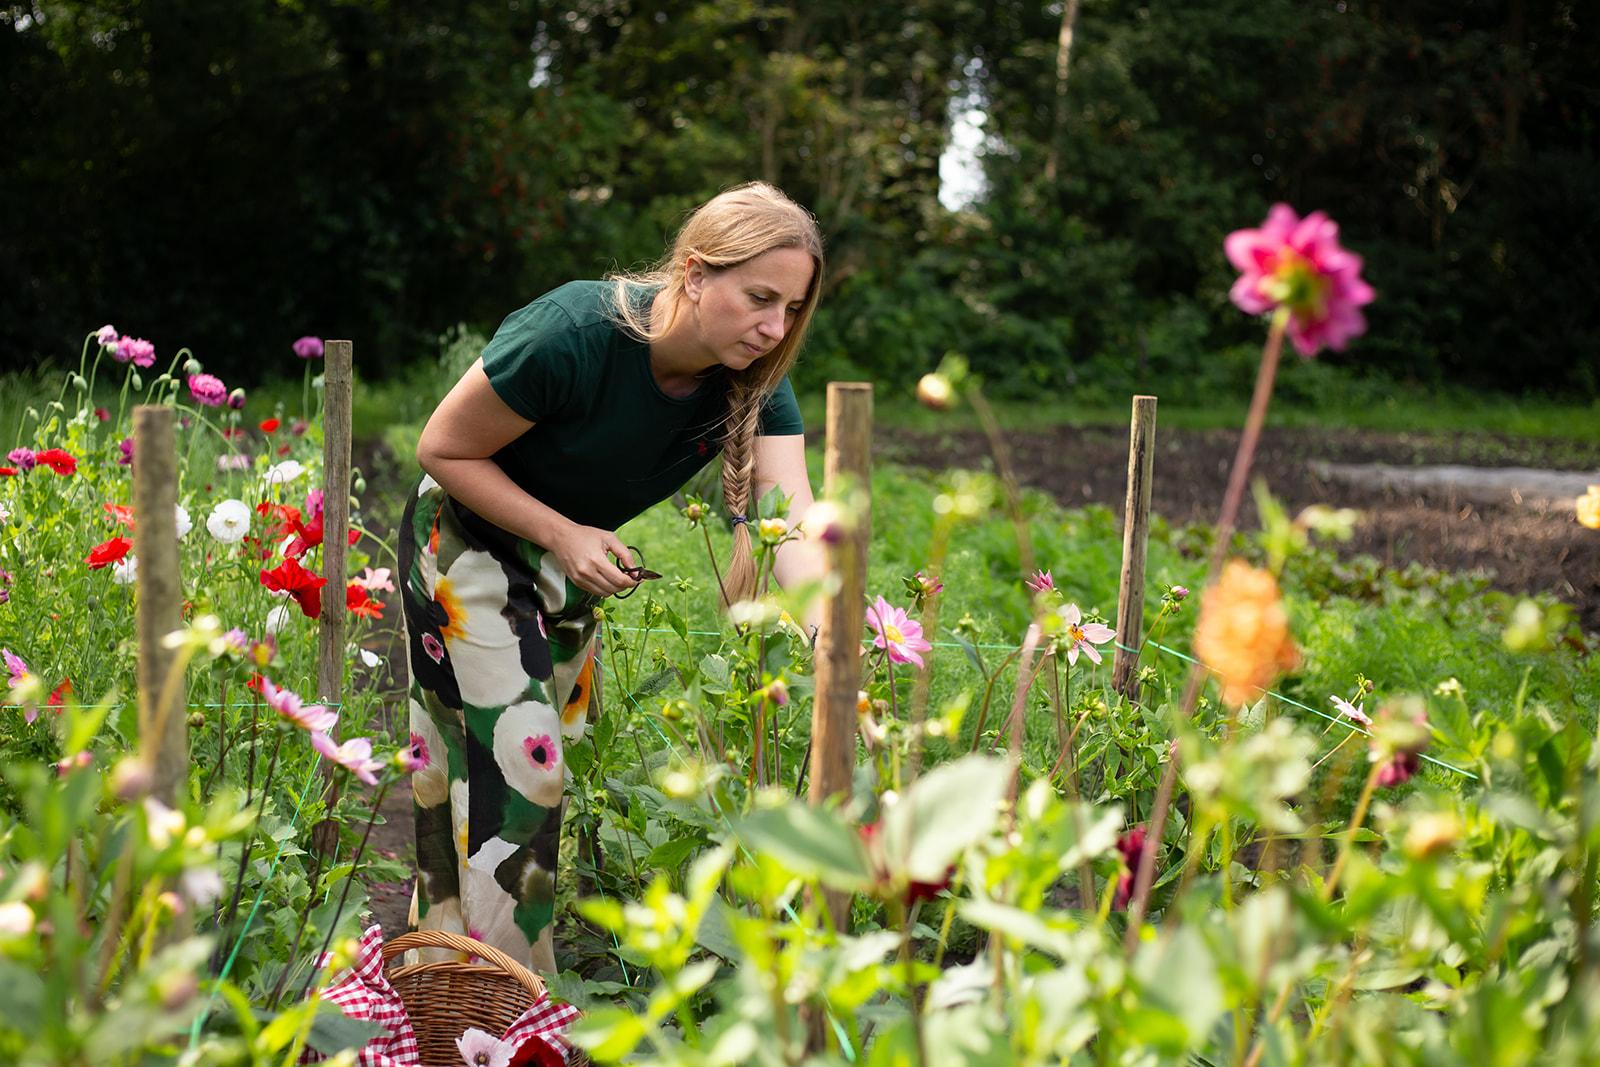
[300,925,582,1066]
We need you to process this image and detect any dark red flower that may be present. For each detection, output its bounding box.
[507,1037,567,1067]
[86,536,133,569]
[260,558,327,618]
[93,407,111,422]
[35,448,79,476]
[1113,825,1151,911]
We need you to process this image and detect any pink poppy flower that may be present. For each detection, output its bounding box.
[310,732,384,785]
[259,678,338,733]
[116,336,156,367]
[1058,603,1116,666]
[866,595,933,668]
[187,373,228,407]
[305,487,324,520]
[293,336,324,360]
[352,566,395,592]
[522,734,557,771]
[455,1028,515,1067]
[6,448,35,471]
[96,324,119,347]
[1224,204,1375,357]
[118,438,134,465]
[1025,569,1054,594]
[421,632,445,663]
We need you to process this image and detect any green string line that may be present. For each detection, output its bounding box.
[608,625,1478,781]
[187,753,326,1048]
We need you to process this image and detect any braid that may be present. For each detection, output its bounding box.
[718,383,765,607]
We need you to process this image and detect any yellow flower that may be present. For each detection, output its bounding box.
[1577,484,1600,530]
[1193,561,1300,707]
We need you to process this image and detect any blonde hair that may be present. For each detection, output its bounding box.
[607,181,825,606]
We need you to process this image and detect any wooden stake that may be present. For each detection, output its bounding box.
[313,340,354,853]
[809,386,872,893]
[1111,396,1158,697]
[133,406,185,804]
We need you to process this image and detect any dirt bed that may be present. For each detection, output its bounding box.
[880,425,1600,632]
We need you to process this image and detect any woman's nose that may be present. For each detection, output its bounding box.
[758,308,786,340]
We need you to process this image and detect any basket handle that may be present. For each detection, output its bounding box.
[381,929,548,1000]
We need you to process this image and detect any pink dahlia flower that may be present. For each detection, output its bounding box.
[1025,569,1054,594]
[1058,603,1116,666]
[1224,204,1375,357]
[259,678,338,733]
[310,731,384,785]
[866,595,933,668]
[187,373,228,407]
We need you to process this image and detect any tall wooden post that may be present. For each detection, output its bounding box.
[313,340,354,852]
[802,382,871,1054]
[133,406,186,803]
[1111,396,1158,697]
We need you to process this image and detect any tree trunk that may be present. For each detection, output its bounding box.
[1043,0,1082,184]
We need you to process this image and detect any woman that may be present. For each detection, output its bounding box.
[399,182,826,972]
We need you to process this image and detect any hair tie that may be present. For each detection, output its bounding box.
[730,514,750,527]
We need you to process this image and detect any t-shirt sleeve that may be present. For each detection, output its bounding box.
[757,376,805,436]
[480,299,586,423]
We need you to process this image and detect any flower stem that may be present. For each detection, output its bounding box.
[296,778,390,1005]
[1122,308,1288,954]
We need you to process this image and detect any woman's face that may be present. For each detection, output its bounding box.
[684,246,815,372]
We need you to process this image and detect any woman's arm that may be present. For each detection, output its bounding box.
[416,359,638,596]
[753,433,827,629]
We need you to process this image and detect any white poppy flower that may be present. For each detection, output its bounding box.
[112,556,138,585]
[173,504,192,539]
[264,459,304,485]
[206,499,251,543]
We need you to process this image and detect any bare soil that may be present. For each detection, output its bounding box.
[881,424,1600,630]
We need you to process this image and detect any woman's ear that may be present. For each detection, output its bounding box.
[682,255,706,303]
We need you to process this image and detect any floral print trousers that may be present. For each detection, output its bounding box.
[398,475,599,973]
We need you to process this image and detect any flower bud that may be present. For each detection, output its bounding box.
[1403,811,1461,860]
[0,901,35,937]
[187,711,206,729]
[353,476,367,494]
[70,374,88,392]
[112,758,154,800]
[183,358,203,376]
[916,372,953,411]
[130,372,143,390]
[227,388,247,409]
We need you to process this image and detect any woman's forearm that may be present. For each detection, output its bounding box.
[420,454,573,547]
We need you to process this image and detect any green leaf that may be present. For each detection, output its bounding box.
[304,1002,389,1055]
[736,804,874,890]
[0,962,44,1038]
[644,836,702,871]
[881,755,1007,883]
[570,1006,651,1061]
[699,653,731,694]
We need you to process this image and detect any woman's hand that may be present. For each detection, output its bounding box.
[547,521,638,597]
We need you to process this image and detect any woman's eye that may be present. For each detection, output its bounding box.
[751,293,770,305]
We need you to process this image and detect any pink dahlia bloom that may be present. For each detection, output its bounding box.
[866,595,933,668]
[259,678,338,733]
[1224,203,1375,357]
[1058,602,1116,666]
[1025,569,1054,594]
[310,731,384,785]
[187,373,228,407]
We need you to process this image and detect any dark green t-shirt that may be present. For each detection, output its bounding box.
[481,280,805,531]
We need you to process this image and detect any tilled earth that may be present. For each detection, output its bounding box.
[881,424,1600,631]
[360,424,1600,944]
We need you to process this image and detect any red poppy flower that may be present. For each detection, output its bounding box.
[260,557,327,618]
[256,501,303,543]
[47,678,73,710]
[0,467,16,477]
[286,515,361,559]
[220,427,247,440]
[35,448,78,476]
[276,444,291,456]
[94,407,111,422]
[246,672,265,692]
[346,583,385,619]
[86,536,133,569]
[508,1037,567,1067]
[103,503,136,528]
[259,417,281,433]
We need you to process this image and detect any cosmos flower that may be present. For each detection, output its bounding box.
[1225,204,1375,357]
[866,595,933,668]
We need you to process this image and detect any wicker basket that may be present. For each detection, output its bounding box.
[381,929,585,1067]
